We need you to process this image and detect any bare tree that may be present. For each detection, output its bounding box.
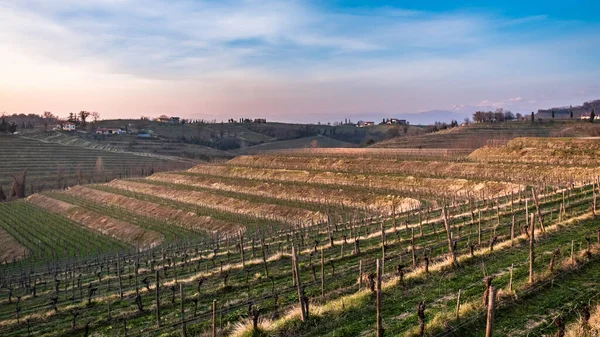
[43,111,55,132]
[91,112,100,124]
[79,111,91,127]
[9,171,26,199]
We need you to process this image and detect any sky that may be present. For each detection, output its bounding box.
[0,0,599,123]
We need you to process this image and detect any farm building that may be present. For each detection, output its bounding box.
[357,121,375,127]
[253,118,267,123]
[156,115,170,123]
[60,122,76,131]
[386,118,408,125]
[96,127,125,135]
[155,115,181,124]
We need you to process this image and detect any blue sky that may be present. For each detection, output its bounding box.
[0,0,598,122]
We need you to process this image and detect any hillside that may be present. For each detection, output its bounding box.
[234,135,356,154]
[0,134,192,197]
[0,139,598,336]
[93,119,425,150]
[373,119,600,149]
[470,136,600,166]
[27,131,235,161]
[537,99,600,119]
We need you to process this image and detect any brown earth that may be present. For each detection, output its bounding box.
[0,227,29,263]
[66,185,244,235]
[106,180,325,225]
[228,155,597,186]
[27,194,164,249]
[188,164,520,200]
[148,172,421,216]
[470,137,600,167]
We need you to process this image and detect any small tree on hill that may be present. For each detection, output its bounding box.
[531,112,534,122]
[590,110,595,123]
[552,111,555,118]
[570,110,573,118]
[9,171,26,200]
[91,112,100,124]
[43,111,54,132]
[79,111,90,127]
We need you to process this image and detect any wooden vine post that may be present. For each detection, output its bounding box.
[411,228,417,268]
[381,222,386,272]
[508,264,513,292]
[155,270,161,327]
[376,259,384,337]
[511,214,515,247]
[485,285,496,337]
[531,188,546,234]
[212,299,217,337]
[321,248,325,297]
[117,254,123,299]
[292,246,307,321]
[478,209,482,245]
[180,283,187,337]
[529,213,535,284]
[441,207,456,265]
[239,231,245,268]
[525,199,529,228]
[456,289,461,321]
[358,260,362,291]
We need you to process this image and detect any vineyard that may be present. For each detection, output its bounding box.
[373,120,600,149]
[0,138,599,336]
[0,134,193,196]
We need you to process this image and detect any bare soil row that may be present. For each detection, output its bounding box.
[27,194,164,249]
[106,179,326,226]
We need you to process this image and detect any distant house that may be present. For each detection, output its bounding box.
[386,118,408,125]
[168,117,180,124]
[357,121,375,127]
[254,118,267,124]
[61,123,76,131]
[156,115,170,123]
[96,127,125,135]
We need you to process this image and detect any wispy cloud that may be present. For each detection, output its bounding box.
[0,0,599,121]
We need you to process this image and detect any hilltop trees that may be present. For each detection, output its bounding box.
[472,109,516,123]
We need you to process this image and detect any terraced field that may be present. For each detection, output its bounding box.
[0,136,599,336]
[374,120,600,149]
[0,134,193,196]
